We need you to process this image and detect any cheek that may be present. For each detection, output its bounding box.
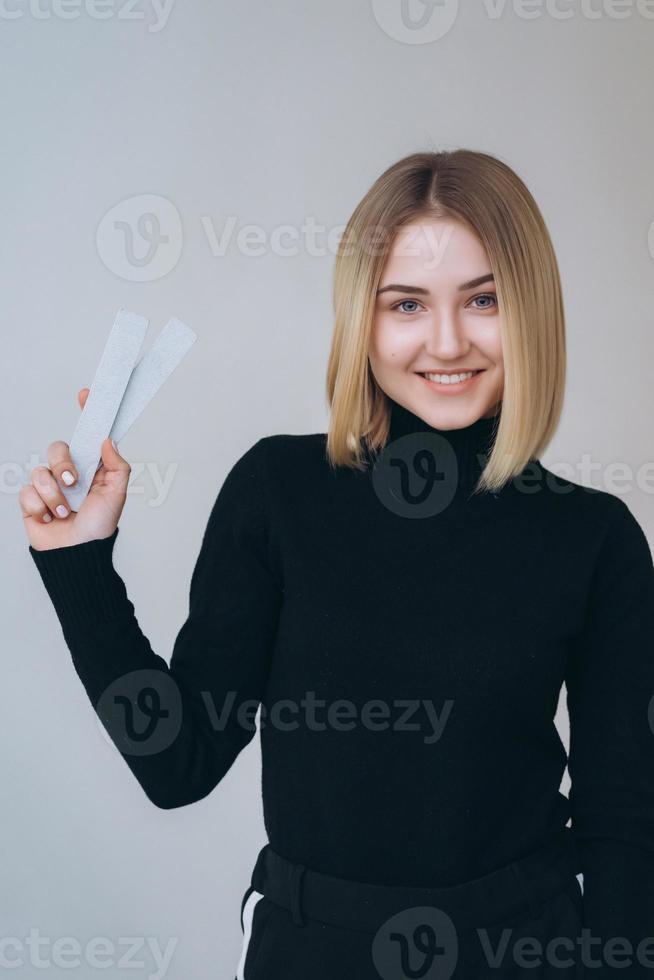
[368,324,391,372]
[485,330,505,394]
[476,321,503,367]
[370,315,416,367]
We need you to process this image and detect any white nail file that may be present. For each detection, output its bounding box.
[109,318,197,444]
[62,310,197,512]
[63,309,148,512]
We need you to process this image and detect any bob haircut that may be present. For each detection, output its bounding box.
[325,149,566,495]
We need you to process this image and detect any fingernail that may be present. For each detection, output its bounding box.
[111,439,118,452]
[56,504,69,518]
[43,513,52,523]
[61,470,75,486]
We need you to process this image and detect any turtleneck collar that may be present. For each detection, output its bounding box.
[385,396,502,497]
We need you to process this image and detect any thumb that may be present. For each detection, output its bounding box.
[99,437,131,494]
[100,436,127,468]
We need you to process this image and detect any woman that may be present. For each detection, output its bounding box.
[21,150,654,978]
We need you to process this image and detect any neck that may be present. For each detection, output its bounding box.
[385,396,502,497]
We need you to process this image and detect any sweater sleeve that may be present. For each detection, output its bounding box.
[565,495,654,965]
[28,437,281,809]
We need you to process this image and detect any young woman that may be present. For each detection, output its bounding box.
[22,150,654,978]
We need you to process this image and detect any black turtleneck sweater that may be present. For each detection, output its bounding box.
[29,398,654,950]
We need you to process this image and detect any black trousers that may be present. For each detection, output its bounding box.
[235,829,584,979]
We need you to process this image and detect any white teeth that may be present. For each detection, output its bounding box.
[423,371,478,385]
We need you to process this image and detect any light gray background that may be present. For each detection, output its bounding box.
[2,1,654,977]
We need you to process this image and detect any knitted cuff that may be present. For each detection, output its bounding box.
[29,527,131,634]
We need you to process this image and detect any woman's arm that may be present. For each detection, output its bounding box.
[565,495,654,961]
[28,437,282,809]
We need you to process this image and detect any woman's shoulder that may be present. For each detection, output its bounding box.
[227,431,327,469]
[225,431,331,494]
[255,431,330,467]
[532,460,651,558]
[259,430,328,450]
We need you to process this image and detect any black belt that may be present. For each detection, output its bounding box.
[250,828,581,934]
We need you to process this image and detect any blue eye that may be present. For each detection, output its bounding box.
[391,299,422,314]
[389,294,497,315]
[470,293,497,310]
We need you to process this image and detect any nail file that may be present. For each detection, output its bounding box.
[62,311,197,513]
[109,317,197,444]
[62,309,148,512]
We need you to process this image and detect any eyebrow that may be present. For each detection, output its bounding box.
[376,273,495,296]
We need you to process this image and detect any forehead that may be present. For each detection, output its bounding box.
[382,218,490,284]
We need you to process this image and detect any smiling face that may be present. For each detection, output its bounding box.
[369,217,504,430]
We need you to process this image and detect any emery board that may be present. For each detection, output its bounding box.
[109,318,197,444]
[63,309,148,512]
[62,311,197,512]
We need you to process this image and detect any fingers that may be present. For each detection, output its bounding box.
[78,387,90,410]
[47,440,77,488]
[19,483,54,523]
[28,465,72,520]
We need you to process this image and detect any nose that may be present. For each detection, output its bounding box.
[422,309,470,362]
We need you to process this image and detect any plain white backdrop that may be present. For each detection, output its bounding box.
[2,1,654,977]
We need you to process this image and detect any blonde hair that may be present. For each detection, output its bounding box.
[325,149,566,494]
